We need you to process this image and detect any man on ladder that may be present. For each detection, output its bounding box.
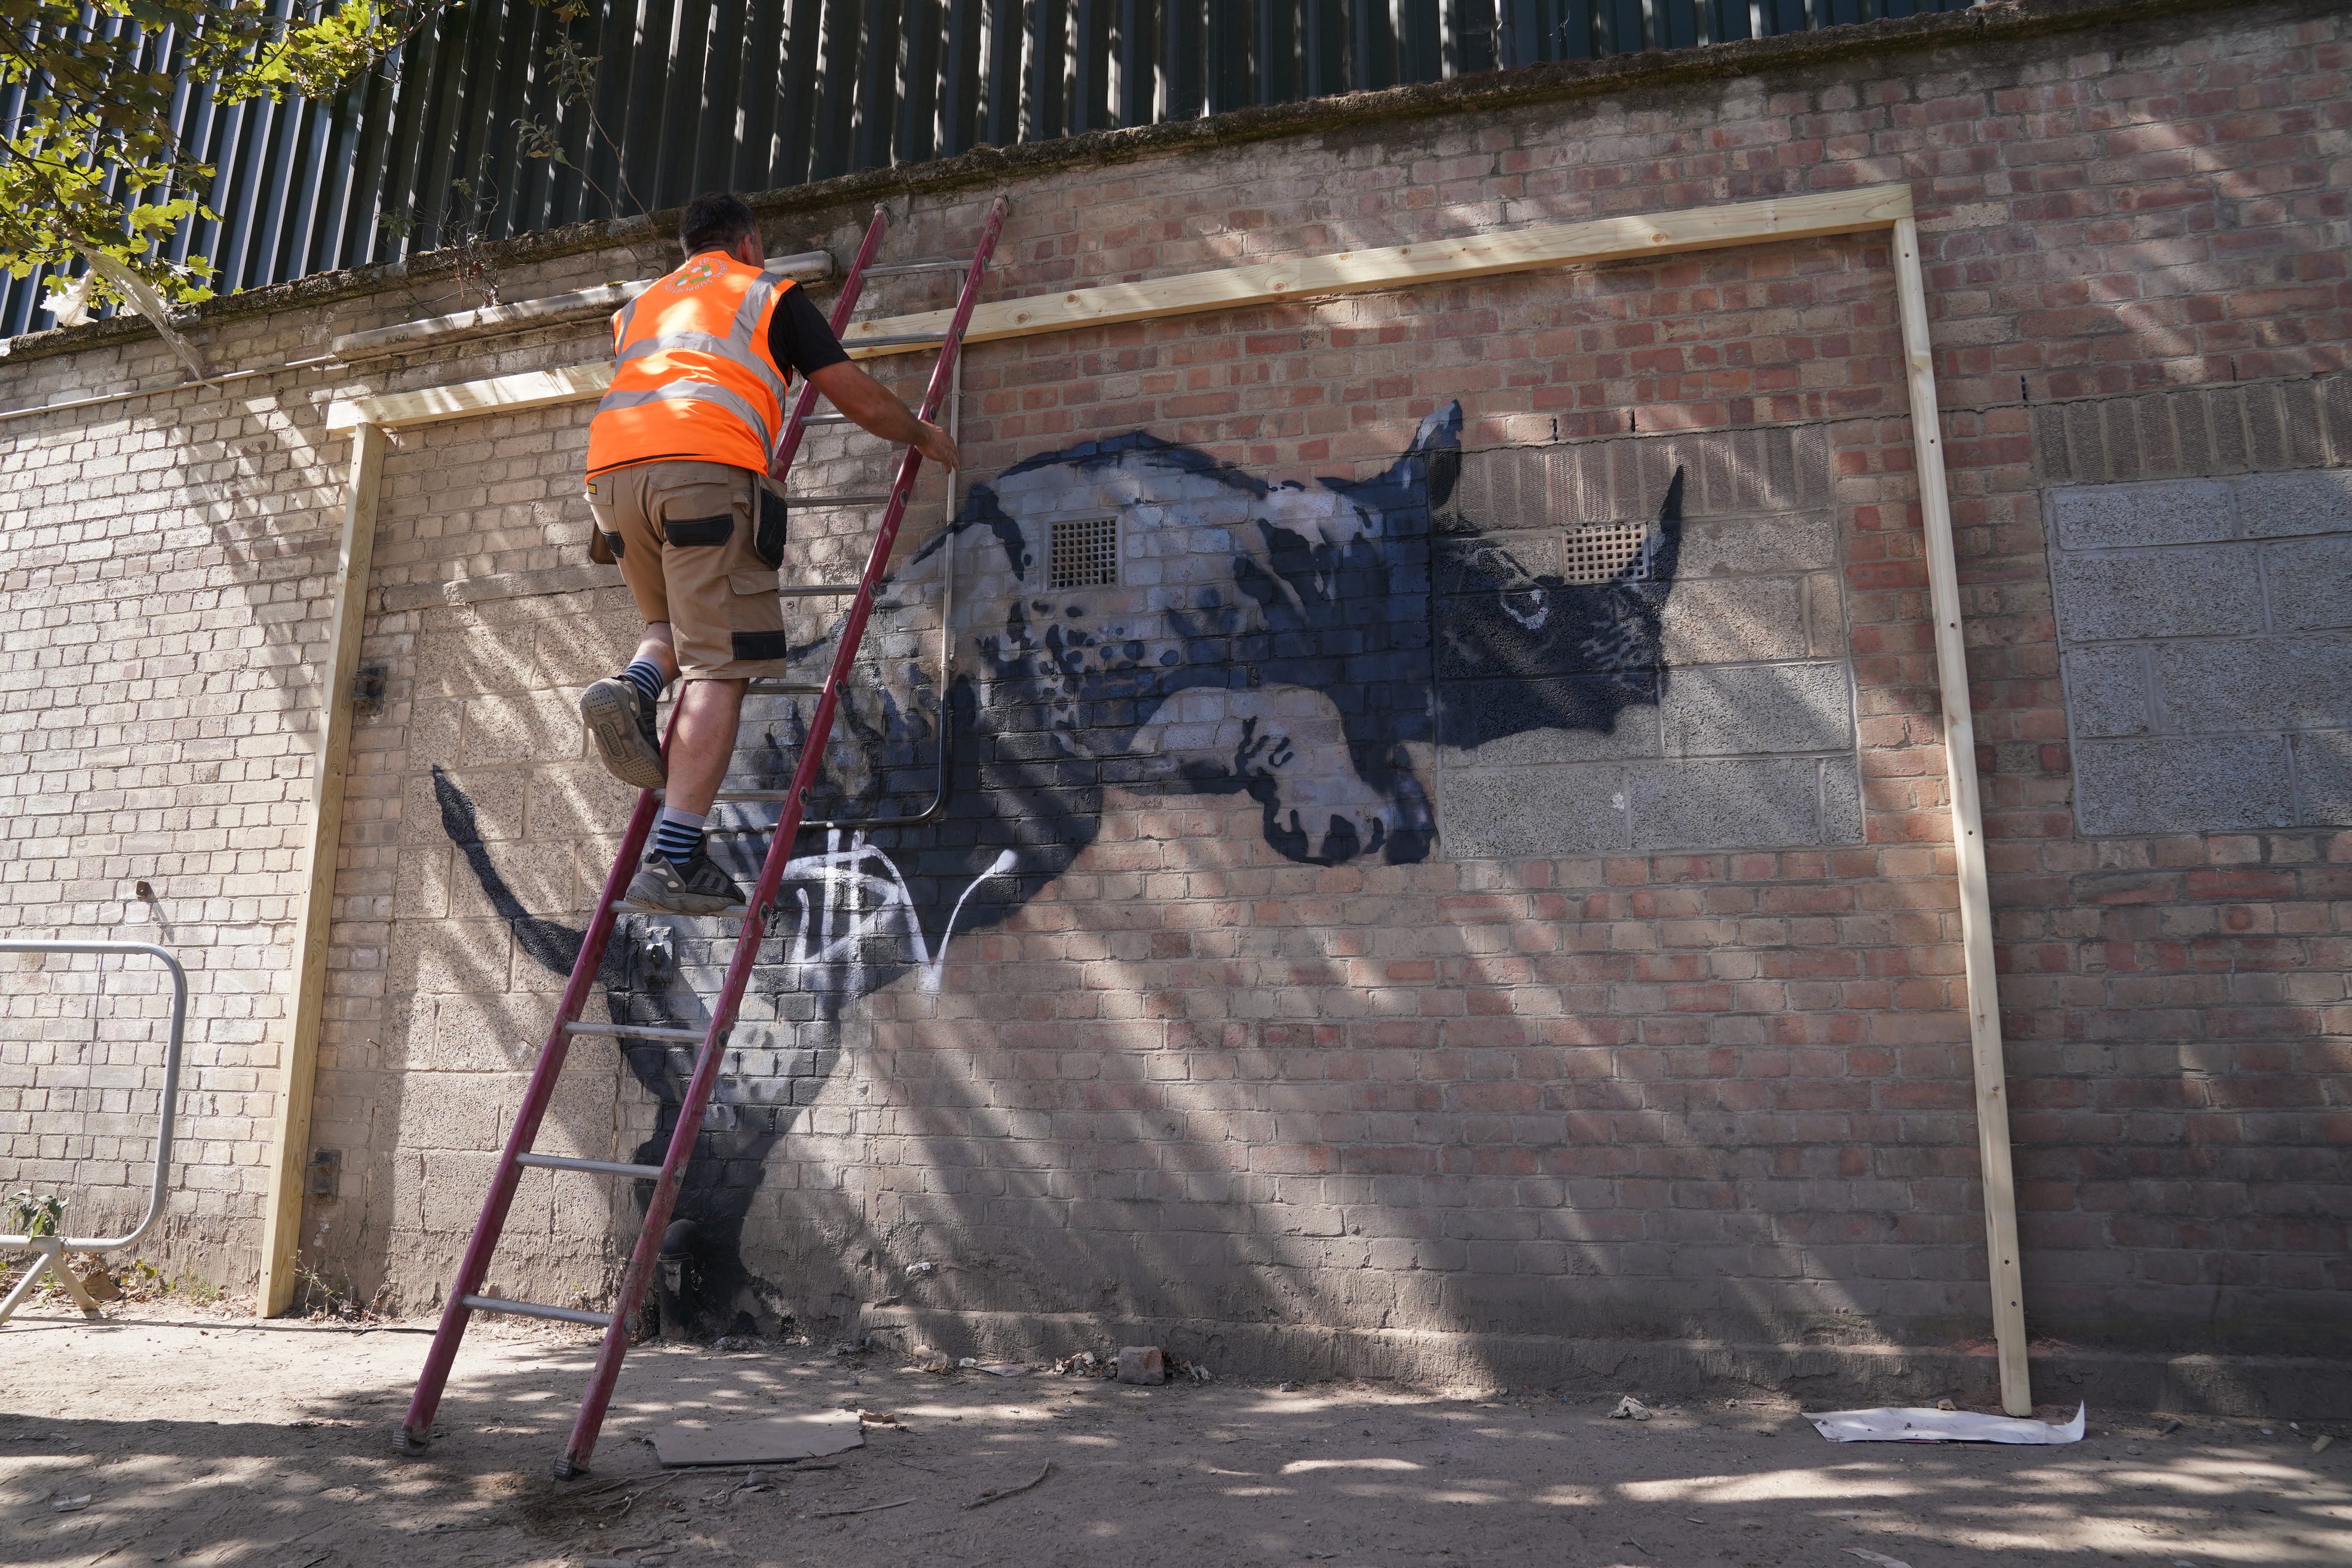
[575,191,960,914]
[401,192,1005,1478]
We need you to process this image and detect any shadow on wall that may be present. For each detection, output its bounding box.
[434,402,1686,1337]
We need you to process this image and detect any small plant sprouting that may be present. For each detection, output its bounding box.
[5,1189,66,1239]
[510,32,639,219]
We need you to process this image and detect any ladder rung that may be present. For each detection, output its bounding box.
[745,679,825,694]
[776,583,860,598]
[847,332,948,348]
[858,258,973,277]
[516,1153,664,1180]
[785,492,891,507]
[461,1294,614,1329]
[607,900,751,919]
[710,789,798,802]
[564,1019,706,1043]
[792,410,906,443]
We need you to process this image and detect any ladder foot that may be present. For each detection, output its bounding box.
[393,1425,431,1456]
[552,1454,588,1481]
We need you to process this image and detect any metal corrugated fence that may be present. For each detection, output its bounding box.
[1,0,1977,336]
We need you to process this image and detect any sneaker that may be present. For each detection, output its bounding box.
[581,675,664,790]
[627,846,746,915]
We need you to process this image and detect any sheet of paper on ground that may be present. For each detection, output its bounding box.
[1809,1404,2087,1444]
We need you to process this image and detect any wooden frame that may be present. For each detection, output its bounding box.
[324,186,1915,433]
[258,420,386,1318]
[303,183,2032,1414]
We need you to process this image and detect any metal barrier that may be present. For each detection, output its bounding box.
[0,939,188,1326]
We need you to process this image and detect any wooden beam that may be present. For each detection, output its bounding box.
[326,364,611,433]
[842,185,1916,354]
[326,185,1916,431]
[1891,214,2032,1417]
[257,420,387,1318]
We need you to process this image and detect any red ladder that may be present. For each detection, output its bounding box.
[397,196,1008,1478]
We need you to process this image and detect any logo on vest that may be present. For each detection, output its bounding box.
[667,254,725,292]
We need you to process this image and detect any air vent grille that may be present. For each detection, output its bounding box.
[1048,516,1120,590]
[1562,519,1653,584]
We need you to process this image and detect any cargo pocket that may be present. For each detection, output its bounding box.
[666,513,734,547]
[754,487,787,569]
[586,477,618,564]
[726,569,791,664]
[731,629,794,660]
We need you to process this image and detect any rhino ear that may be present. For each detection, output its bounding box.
[1407,402,1463,509]
[1627,465,1685,603]
[1336,401,1463,509]
[958,482,1031,581]
[1407,400,1463,459]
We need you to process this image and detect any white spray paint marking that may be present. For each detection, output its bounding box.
[777,830,1018,994]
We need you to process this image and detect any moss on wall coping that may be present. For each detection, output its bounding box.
[0,0,2285,373]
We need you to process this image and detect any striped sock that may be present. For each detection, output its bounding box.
[653,807,706,868]
[620,658,667,706]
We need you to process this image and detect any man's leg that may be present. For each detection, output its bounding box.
[627,625,679,685]
[581,630,675,789]
[659,675,744,816]
[624,461,780,914]
[632,676,751,912]
[584,465,679,790]
[638,675,747,908]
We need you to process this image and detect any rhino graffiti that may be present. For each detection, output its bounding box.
[435,402,1683,1334]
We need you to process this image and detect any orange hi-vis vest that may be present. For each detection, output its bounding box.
[584,250,800,478]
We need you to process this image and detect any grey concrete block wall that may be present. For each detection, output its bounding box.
[2048,467,2352,834]
[1437,426,1860,859]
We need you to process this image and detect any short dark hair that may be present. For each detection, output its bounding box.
[679,192,758,257]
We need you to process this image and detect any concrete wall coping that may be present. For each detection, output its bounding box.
[326,250,836,361]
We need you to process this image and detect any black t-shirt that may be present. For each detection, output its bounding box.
[770,284,849,380]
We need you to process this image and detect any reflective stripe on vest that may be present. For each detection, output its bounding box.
[614,331,791,413]
[585,255,797,477]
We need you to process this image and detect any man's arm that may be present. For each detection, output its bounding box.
[770,284,960,472]
[806,360,961,473]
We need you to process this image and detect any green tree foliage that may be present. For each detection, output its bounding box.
[0,0,417,310]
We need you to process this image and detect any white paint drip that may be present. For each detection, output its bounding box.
[776,831,1017,994]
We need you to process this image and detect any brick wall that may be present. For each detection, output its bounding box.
[1,0,2344,1360]
[0,249,658,1284]
[0,311,340,1278]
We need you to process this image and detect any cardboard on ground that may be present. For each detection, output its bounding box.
[650,1408,865,1466]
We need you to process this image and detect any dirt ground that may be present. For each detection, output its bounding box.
[2,1303,2347,1567]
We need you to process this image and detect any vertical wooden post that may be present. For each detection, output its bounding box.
[257,420,387,1317]
[1890,215,2033,1416]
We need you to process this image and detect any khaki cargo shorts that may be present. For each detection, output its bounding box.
[587,460,791,681]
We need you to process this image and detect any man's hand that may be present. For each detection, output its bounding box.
[909,420,960,472]
[806,361,960,470]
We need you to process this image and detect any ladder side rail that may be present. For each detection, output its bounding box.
[558,194,1008,1474]
[398,785,662,1450]
[769,206,890,482]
